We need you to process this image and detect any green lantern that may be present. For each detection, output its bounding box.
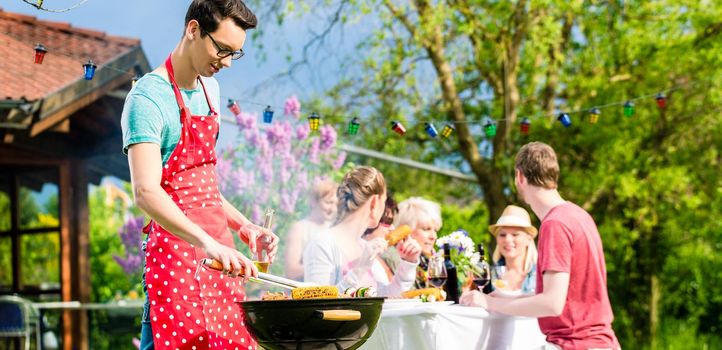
[623,101,634,117]
[347,117,360,135]
[484,119,497,137]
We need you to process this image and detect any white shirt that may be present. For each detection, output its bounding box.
[303,232,418,297]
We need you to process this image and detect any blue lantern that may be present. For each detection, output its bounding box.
[263,106,274,124]
[425,122,439,138]
[558,113,572,128]
[83,59,97,80]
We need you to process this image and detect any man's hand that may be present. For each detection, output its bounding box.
[202,237,257,282]
[460,290,490,309]
[242,223,279,263]
[397,237,422,263]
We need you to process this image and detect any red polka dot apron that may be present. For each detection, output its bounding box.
[143,56,257,350]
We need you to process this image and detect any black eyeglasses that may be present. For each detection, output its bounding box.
[203,29,244,60]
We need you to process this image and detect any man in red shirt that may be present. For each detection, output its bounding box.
[461,142,620,350]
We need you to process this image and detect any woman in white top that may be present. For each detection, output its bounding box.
[284,179,338,280]
[303,166,421,296]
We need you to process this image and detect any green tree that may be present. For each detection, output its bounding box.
[248,1,722,347]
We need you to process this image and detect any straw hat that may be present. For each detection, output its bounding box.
[488,205,538,238]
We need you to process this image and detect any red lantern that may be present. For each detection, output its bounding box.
[391,121,406,136]
[655,93,667,109]
[227,99,241,116]
[520,118,531,135]
[34,44,47,64]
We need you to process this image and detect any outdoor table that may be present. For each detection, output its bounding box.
[360,301,547,350]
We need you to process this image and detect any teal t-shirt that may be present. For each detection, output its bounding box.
[121,72,221,165]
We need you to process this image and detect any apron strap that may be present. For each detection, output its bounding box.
[198,78,217,116]
[164,55,191,118]
[165,55,217,117]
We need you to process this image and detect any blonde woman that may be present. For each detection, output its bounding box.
[303,167,421,296]
[488,205,538,293]
[382,197,442,289]
[284,179,338,280]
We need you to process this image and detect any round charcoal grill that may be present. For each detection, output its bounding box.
[240,297,384,350]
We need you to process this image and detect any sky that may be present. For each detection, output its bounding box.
[2,0,360,146]
[2,0,319,97]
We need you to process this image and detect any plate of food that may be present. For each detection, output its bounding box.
[400,287,447,302]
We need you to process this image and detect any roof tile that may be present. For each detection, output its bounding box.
[0,7,141,101]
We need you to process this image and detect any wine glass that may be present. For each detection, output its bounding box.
[471,259,491,291]
[427,255,447,288]
[492,265,507,290]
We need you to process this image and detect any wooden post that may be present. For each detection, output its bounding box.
[60,159,90,350]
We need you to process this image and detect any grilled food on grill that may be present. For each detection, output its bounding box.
[343,287,378,298]
[261,291,289,300]
[291,286,339,300]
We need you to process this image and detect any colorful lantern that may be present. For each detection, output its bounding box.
[263,106,274,124]
[520,118,531,135]
[425,122,439,138]
[391,121,406,136]
[308,112,321,131]
[347,117,360,135]
[589,108,601,124]
[655,93,666,109]
[227,99,241,116]
[484,119,497,137]
[623,101,634,117]
[441,124,455,138]
[558,113,572,128]
[34,44,47,64]
[82,59,97,80]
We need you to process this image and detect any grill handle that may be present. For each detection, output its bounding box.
[315,309,361,321]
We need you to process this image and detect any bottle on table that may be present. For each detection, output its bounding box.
[443,243,460,303]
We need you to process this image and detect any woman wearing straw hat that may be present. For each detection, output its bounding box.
[489,205,538,293]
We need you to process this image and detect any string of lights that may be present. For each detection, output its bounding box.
[6,30,713,140]
[20,0,92,13]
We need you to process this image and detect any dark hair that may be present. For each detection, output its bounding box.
[363,190,397,236]
[185,0,257,35]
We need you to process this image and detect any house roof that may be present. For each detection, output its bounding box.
[0,7,141,101]
[0,8,152,183]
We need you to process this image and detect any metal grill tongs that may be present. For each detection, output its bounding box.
[195,258,314,290]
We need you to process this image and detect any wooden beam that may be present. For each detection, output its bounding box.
[50,119,70,133]
[30,72,131,137]
[30,46,149,138]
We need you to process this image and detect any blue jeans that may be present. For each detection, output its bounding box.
[139,239,154,350]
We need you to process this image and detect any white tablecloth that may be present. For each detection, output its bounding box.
[360,301,547,350]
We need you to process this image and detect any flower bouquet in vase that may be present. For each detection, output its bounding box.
[435,229,480,294]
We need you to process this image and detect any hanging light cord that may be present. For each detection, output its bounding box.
[21,0,92,13]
